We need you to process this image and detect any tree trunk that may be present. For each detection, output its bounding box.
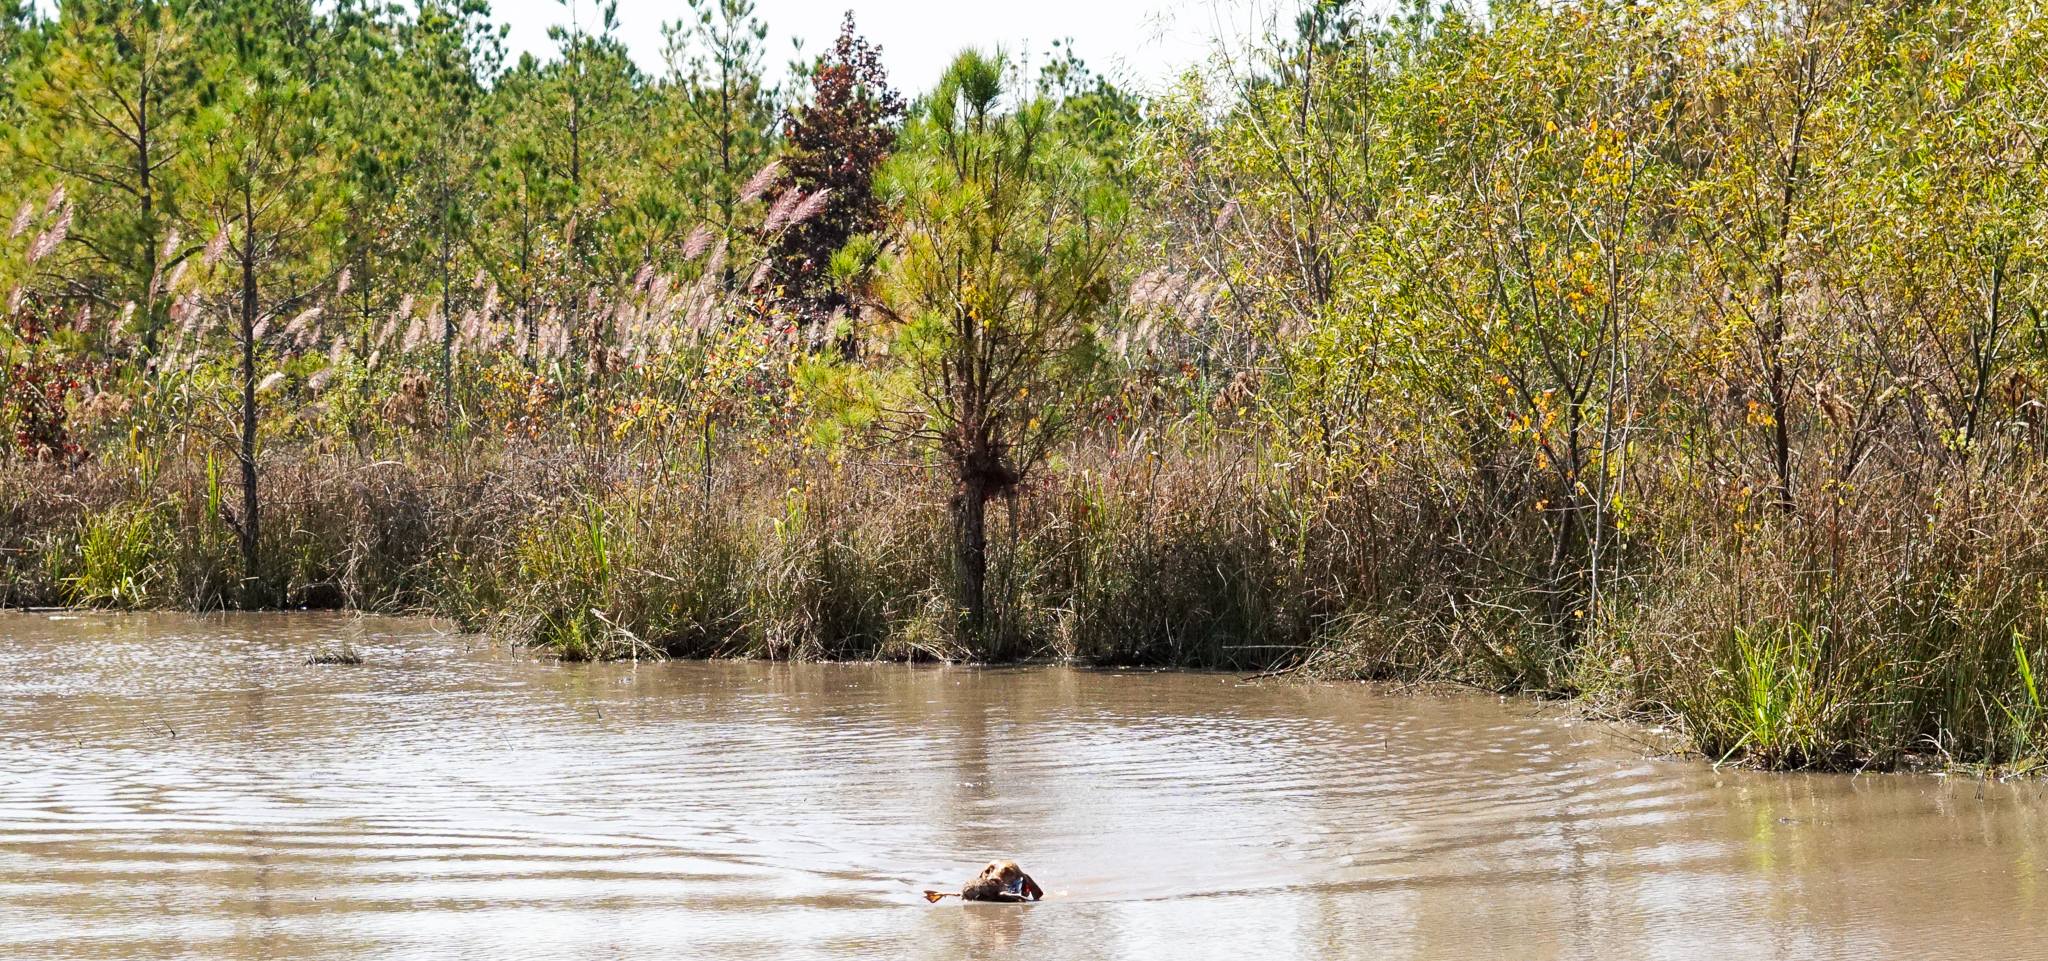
[440,131,455,421]
[238,194,261,601]
[1543,485,1583,651]
[954,477,988,639]
[1763,72,1813,516]
[1765,306,1795,514]
[138,85,158,357]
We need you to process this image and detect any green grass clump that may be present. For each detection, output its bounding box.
[63,507,163,608]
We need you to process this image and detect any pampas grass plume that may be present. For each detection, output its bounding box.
[204,225,229,266]
[683,224,713,260]
[739,160,781,203]
[789,188,832,226]
[763,189,802,231]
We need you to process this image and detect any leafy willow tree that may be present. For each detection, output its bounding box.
[1377,2,1678,643]
[879,50,1125,643]
[1835,0,2047,478]
[1675,0,1856,514]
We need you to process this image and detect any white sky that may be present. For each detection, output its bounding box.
[487,0,1242,95]
[22,0,1318,95]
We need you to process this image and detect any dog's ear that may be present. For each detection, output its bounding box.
[1019,872,1043,900]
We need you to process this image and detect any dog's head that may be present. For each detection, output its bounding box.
[976,860,1041,899]
[977,860,1024,888]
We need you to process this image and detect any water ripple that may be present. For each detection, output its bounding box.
[3,612,2044,960]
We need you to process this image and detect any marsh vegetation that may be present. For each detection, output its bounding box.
[5,0,2048,772]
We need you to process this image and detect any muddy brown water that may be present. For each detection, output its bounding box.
[2,613,2045,959]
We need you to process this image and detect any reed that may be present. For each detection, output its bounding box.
[11,404,2048,775]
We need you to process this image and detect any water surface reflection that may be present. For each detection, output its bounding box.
[2,613,2043,959]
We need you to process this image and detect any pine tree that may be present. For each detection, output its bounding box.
[14,0,204,356]
[659,0,777,269]
[186,0,346,599]
[881,50,1125,645]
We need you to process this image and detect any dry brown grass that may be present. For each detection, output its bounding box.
[9,422,2048,773]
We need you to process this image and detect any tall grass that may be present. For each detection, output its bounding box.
[1566,465,2048,772]
[12,418,2048,775]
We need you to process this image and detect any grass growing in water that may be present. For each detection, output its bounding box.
[15,438,2048,775]
[1711,624,1833,769]
[65,509,161,608]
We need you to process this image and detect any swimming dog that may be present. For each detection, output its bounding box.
[924,860,1043,903]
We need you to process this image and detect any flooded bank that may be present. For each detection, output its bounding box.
[2,612,2044,959]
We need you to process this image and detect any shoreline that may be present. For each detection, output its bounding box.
[19,605,2033,780]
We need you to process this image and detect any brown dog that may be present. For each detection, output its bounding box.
[923,860,1043,903]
